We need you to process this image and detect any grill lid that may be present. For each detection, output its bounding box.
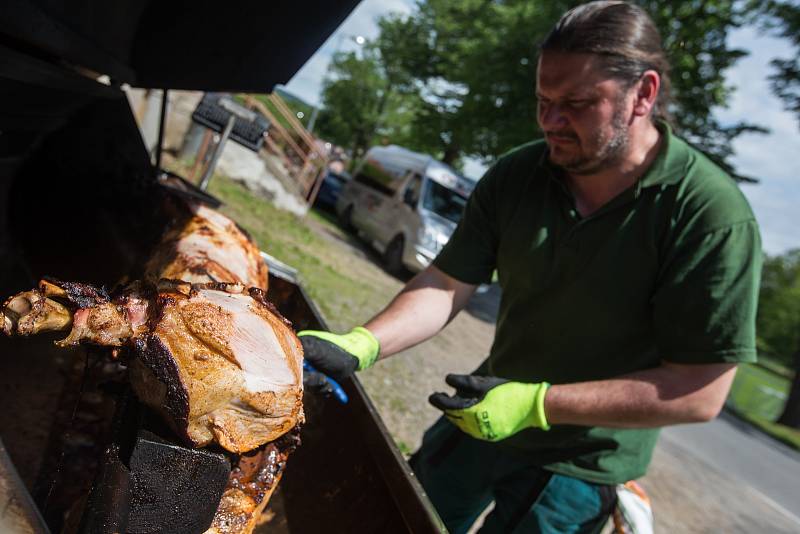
[0,0,360,92]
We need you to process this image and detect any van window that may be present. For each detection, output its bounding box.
[403,173,423,206]
[422,180,469,223]
[353,157,409,197]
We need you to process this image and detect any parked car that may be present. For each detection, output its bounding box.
[336,145,475,273]
[314,169,351,211]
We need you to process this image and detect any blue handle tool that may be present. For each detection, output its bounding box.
[303,360,349,404]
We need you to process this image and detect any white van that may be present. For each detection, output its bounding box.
[336,145,475,273]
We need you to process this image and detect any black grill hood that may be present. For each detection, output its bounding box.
[0,0,360,92]
[0,1,362,289]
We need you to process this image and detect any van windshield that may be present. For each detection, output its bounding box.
[422,180,469,223]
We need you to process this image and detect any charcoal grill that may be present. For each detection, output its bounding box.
[0,2,445,532]
[192,94,271,152]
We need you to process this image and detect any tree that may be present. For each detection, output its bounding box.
[375,0,765,177]
[315,44,426,164]
[315,49,390,161]
[375,0,557,165]
[644,1,767,181]
[751,0,800,128]
[756,249,800,428]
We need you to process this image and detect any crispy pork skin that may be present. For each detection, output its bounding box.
[145,203,268,290]
[1,279,304,454]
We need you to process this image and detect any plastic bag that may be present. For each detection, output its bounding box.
[612,480,654,534]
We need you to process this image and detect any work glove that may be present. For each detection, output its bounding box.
[429,374,550,442]
[297,326,380,381]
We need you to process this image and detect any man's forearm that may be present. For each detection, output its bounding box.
[365,265,476,358]
[544,362,737,428]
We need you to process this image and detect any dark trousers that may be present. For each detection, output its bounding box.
[410,417,617,534]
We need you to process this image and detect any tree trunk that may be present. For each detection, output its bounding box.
[776,349,800,428]
[442,143,460,166]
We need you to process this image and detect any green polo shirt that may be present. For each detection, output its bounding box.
[433,123,762,484]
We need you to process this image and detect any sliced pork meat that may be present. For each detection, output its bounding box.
[2,278,304,454]
[145,203,269,290]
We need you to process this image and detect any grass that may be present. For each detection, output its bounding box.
[726,363,800,450]
[206,176,393,332]
[395,441,413,457]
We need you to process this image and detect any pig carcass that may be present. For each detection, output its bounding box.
[1,201,303,534]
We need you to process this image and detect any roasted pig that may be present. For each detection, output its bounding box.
[2,200,301,533]
[145,203,269,290]
[2,278,304,454]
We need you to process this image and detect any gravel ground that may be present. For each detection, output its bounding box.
[303,211,800,533]
[640,435,800,533]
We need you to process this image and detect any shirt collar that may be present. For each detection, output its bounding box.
[537,119,690,189]
[639,120,691,188]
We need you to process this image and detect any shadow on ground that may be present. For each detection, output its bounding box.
[308,207,385,268]
[309,208,368,254]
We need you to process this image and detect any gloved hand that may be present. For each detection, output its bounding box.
[297,326,380,381]
[429,374,550,442]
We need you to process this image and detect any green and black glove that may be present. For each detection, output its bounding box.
[429,374,550,442]
[297,326,380,381]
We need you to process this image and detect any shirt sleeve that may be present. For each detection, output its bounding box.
[432,164,501,284]
[652,219,762,364]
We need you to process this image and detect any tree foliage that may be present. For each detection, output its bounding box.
[374,0,564,165]
[315,49,390,161]
[642,1,767,181]
[751,0,800,129]
[758,248,800,428]
[757,249,800,366]
[318,1,768,177]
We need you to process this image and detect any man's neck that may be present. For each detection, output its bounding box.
[566,121,662,217]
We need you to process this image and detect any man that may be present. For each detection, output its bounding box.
[300,2,762,532]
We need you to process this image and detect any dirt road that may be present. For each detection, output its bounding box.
[304,211,800,533]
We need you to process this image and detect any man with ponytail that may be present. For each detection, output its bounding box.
[301,2,761,532]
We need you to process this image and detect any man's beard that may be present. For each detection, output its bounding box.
[552,106,630,175]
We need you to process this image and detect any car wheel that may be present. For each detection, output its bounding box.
[340,205,354,231]
[383,235,405,275]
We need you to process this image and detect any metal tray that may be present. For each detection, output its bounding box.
[260,255,445,533]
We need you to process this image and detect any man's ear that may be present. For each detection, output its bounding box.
[633,70,660,117]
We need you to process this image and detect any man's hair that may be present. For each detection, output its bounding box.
[540,1,673,123]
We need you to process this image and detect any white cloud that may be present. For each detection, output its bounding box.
[717,27,800,255]
[463,157,488,180]
[285,0,414,105]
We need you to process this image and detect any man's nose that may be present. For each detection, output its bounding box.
[539,103,568,129]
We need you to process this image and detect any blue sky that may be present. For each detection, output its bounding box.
[285,1,799,255]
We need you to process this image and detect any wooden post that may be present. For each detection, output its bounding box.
[306,166,327,206]
[189,130,213,182]
[242,94,330,209]
[268,93,325,158]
